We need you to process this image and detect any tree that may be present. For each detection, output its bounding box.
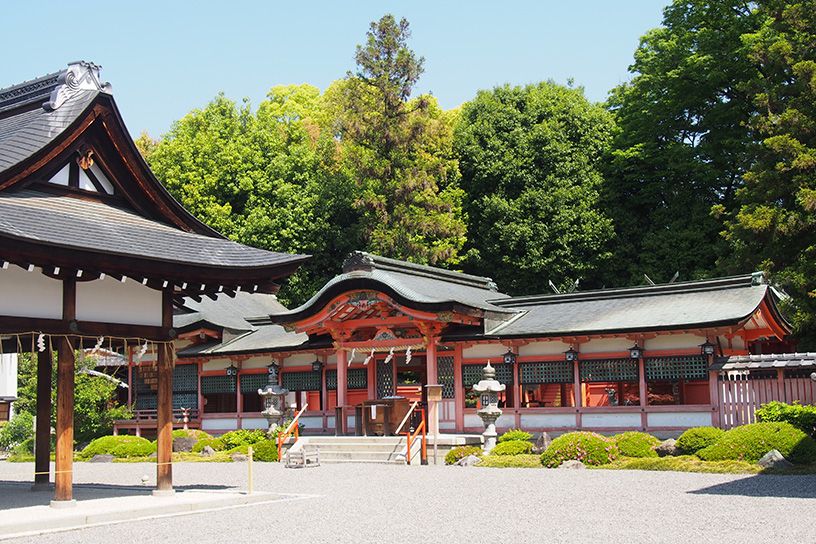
[721,0,816,347]
[604,0,761,285]
[455,82,616,294]
[336,15,467,266]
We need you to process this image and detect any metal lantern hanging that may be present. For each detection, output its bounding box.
[267,362,279,380]
[225,363,238,377]
[502,350,517,366]
[629,343,643,359]
[311,359,323,373]
[699,339,716,357]
[564,346,579,362]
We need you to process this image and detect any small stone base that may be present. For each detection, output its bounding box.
[30,482,53,492]
[49,499,77,509]
[151,489,175,497]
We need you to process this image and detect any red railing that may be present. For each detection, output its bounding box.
[277,403,308,462]
[403,407,427,465]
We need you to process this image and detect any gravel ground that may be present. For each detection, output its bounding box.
[1,461,814,544]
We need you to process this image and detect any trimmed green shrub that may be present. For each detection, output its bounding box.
[219,429,267,450]
[0,412,34,450]
[540,432,619,467]
[498,429,533,443]
[445,445,483,465]
[696,422,816,464]
[491,440,533,456]
[676,427,725,455]
[172,429,212,441]
[192,437,226,452]
[756,401,816,437]
[79,435,156,459]
[251,440,279,462]
[478,454,541,468]
[612,432,661,458]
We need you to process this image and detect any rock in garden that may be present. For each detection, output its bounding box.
[454,454,481,467]
[532,432,552,454]
[655,438,679,457]
[148,452,157,458]
[173,437,196,452]
[200,445,216,457]
[231,453,248,462]
[89,454,114,463]
[558,460,586,469]
[758,449,793,470]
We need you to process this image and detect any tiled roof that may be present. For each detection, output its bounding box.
[713,353,816,371]
[0,71,60,114]
[0,190,308,269]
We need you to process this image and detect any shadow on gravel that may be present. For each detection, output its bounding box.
[0,480,234,510]
[689,475,816,499]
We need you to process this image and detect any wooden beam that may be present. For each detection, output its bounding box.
[155,288,174,494]
[0,315,175,341]
[33,342,52,489]
[54,278,76,504]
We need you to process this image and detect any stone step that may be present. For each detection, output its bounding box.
[320,458,406,465]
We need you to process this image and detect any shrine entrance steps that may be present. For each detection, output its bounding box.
[288,435,483,465]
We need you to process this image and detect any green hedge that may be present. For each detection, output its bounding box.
[445,445,483,465]
[219,429,268,450]
[756,401,816,437]
[251,440,279,462]
[541,432,619,467]
[491,440,533,456]
[676,427,725,455]
[612,432,660,458]
[172,429,212,441]
[192,437,226,452]
[696,422,816,464]
[79,435,156,459]
[498,429,533,443]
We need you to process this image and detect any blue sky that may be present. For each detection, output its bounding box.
[2,1,668,137]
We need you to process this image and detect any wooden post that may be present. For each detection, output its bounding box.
[638,355,648,430]
[33,343,52,490]
[512,348,521,429]
[155,288,174,495]
[453,345,464,432]
[425,338,438,385]
[336,348,347,435]
[573,355,582,429]
[53,277,75,505]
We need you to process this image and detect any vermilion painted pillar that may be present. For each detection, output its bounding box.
[638,355,648,430]
[336,348,348,434]
[453,346,464,432]
[512,347,521,429]
[425,338,438,385]
[573,355,582,429]
[155,289,174,495]
[33,344,52,490]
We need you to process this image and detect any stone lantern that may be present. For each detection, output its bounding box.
[258,363,289,434]
[472,362,505,453]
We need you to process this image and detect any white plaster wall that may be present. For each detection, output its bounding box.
[645,334,706,351]
[580,338,632,354]
[0,265,62,319]
[520,413,577,428]
[464,413,514,428]
[581,413,641,428]
[76,276,162,326]
[647,412,712,428]
[463,343,507,359]
[283,353,317,367]
[202,358,233,371]
[0,354,18,399]
[240,417,268,430]
[242,355,275,369]
[202,418,239,431]
[299,416,324,430]
[326,416,335,428]
[326,354,337,366]
[519,341,571,357]
[439,421,456,430]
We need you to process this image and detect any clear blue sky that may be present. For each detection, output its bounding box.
[2,1,668,138]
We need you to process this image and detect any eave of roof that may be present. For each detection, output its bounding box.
[713,352,816,371]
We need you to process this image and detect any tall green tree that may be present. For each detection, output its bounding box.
[721,0,816,346]
[455,82,616,294]
[336,15,467,265]
[604,0,761,285]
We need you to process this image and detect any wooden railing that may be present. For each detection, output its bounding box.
[403,407,427,465]
[395,401,419,435]
[277,403,308,462]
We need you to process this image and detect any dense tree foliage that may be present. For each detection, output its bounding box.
[455,82,615,294]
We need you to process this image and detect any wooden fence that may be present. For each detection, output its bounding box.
[718,370,815,429]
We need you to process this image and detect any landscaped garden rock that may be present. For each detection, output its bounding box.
[758,449,794,470]
[231,453,248,462]
[454,454,481,467]
[655,439,679,457]
[88,454,114,463]
[532,432,552,454]
[558,460,586,469]
[200,445,216,457]
[173,437,197,452]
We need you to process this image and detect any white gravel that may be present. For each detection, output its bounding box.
[1,461,814,544]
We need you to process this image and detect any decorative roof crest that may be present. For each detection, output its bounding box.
[43,61,111,111]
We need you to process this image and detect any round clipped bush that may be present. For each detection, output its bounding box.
[192,437,226,453]
[540,432,619,467]
[613,431,661,458]
[491,440,533,456]
[498,429,533,443]
[251,440,279,462]
[219,429,267,450]
[79,435,156,459]
[676,427,725,455]
[445,445,483,465]
[172,429,212,441]
[696,422,816,464]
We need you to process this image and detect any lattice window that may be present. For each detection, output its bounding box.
[173,393,198,409]
[580,359,638,382]
[201,375,236,394]
[377,360,394,398]
[645,356,708,381]
[326,369,368,390]
[438,356,455,398]
[462,363,514,387]
[135,393,156,410]
[173,364,198,393]
[520,361,573,384]
[281,371,321,391]
[240,373,270,393]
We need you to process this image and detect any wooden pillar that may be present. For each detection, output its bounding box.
[155,288,174,495]
[638,354,648,430]
[709,369,721,426]
[426,338,438,385]
[54,277,75,505]
[453,345,464,432]
[573,356,582,429]
[336,347,347,434]
[511,348,521,429]
[33,343,52,489]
